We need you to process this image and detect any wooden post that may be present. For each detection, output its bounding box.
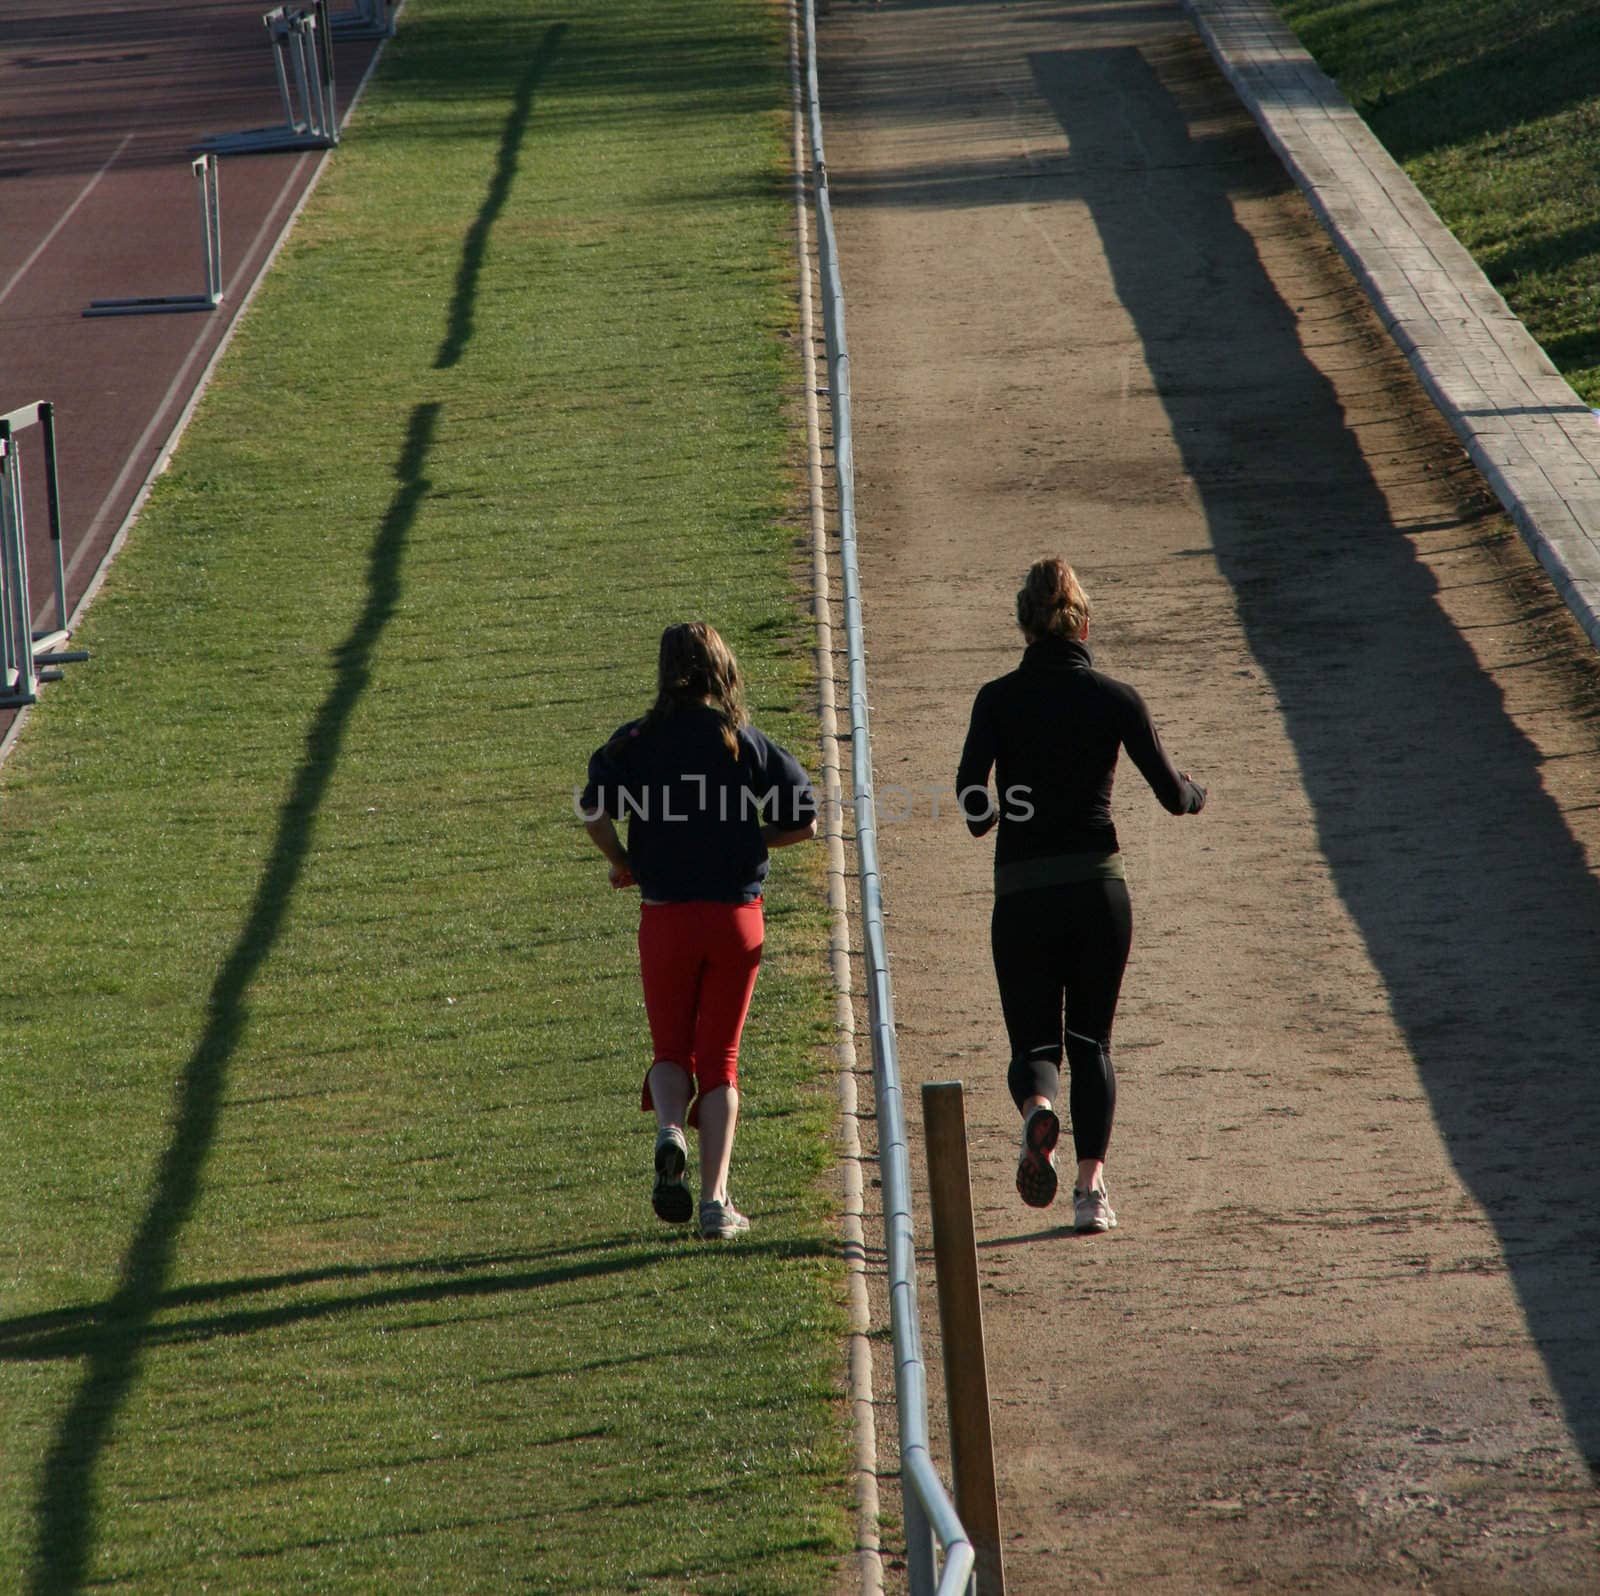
[922,1081,1006,1595]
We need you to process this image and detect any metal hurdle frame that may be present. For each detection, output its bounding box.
[330,0,395,40]
[196,0,339,155]
[84,154,223,318]
[0,403,88,709]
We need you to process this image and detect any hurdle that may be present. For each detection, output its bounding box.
[84,154,223,318]
[196,1,339,155]
[330,0,395,40]
[1,403,88,710]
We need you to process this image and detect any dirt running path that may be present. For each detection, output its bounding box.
[818,1,1600,1588]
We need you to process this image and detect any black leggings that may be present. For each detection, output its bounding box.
[990,878,1132,1163]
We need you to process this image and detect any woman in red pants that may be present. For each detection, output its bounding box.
[580,622,817,1240]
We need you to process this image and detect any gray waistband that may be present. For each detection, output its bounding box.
[994,850,1125,896]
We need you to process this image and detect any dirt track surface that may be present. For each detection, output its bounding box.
[817,1,1600,1589]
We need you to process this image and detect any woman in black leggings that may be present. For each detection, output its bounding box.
[956,558,1205,1232]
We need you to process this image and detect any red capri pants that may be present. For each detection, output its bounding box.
[638,899,764,1124]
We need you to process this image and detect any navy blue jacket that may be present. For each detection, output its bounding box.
[582,704,817,903]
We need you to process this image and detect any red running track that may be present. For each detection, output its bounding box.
[0,1,389,746]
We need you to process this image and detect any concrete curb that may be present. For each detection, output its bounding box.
[1184,0,1600,653]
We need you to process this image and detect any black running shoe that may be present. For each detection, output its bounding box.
[652,1126,693,1223]
[1015,1107,1060,1209]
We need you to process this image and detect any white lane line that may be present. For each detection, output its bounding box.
[56,12,406,636]
[0,133,134,308]
[14,8,404,655]
[56,150,318,602]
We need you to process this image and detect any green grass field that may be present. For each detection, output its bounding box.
[0,1,851,1590]
[1279,0,1600,402]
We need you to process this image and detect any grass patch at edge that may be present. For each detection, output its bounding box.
[1278,0,1600,402]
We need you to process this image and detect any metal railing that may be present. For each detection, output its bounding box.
[800,5,975,1592]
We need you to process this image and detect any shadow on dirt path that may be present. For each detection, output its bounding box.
[819,0,1600,1587]
[1030,35,1600,1477]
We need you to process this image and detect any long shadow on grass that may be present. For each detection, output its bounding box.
[1312,8,1600,163]
[26,402,439,1596]
[3,1235,829,1363]
[435,21,567,370]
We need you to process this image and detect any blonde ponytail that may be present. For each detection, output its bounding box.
[1016,557,1090,641]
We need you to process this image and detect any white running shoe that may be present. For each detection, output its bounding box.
[1073,1186,1117,1234]
[699,1197,751,1241]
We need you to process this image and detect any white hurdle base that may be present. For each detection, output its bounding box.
[196,2,339,155]
[85,155,222,318]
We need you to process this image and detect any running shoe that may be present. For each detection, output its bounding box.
[1015,1107,1060,1209]
[699,1197,751,1241]
[1073,1186,1118,1234]
[652,1126,693,1224]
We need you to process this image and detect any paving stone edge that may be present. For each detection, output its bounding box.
[1183,0,1600,654]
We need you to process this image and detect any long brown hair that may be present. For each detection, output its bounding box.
[643,621,747,757]
[1016,557,1090,642]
